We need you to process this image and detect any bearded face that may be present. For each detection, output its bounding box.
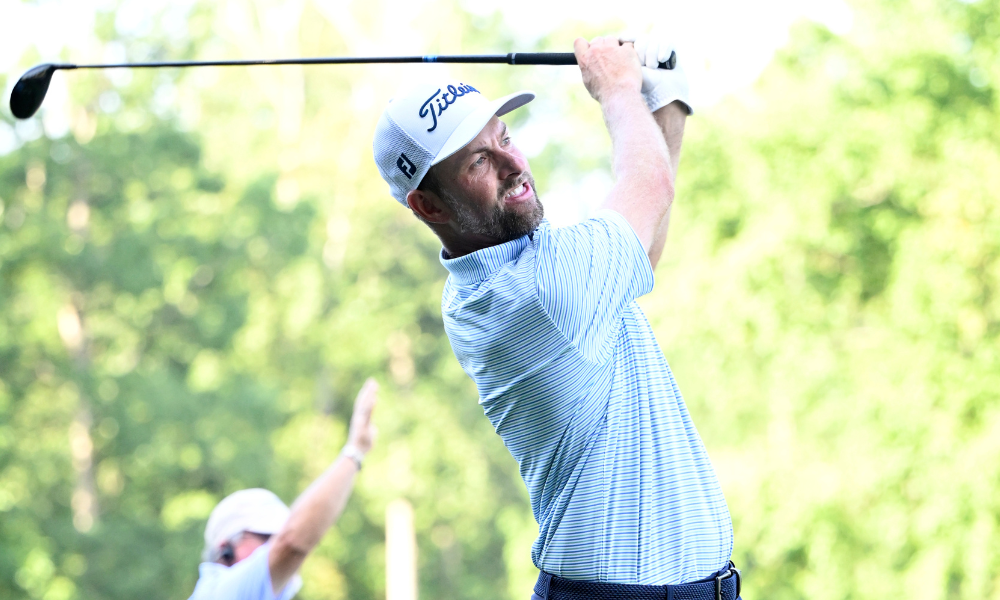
[439,172,544,243]
[409,117,545,254]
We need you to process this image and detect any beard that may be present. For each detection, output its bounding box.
[442,174,544,243]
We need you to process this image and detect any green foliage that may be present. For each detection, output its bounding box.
[651,1,1000,598]
[2,0,999,599]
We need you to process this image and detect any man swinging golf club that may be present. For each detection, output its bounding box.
[374,34,740,600]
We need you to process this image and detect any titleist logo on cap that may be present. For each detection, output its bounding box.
[419,84,480,132]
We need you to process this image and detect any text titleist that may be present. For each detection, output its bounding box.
[419,84,480,132]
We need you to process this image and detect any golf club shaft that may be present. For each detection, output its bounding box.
[10,51,677,119]
[50,51,674,70]
[49,54,565,70]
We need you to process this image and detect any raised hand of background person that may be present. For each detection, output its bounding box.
[267,377,379,595]
[619,32,692,114]
[572,35,643,105]
[346,378,378,456]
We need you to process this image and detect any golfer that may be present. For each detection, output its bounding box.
[186,379,378,600]
[374,34,739,600]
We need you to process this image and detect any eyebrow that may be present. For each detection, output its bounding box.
[467,123,508,157]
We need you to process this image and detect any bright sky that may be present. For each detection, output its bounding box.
[1,0,852,101]
[0,0,853,162]
[0,0,854,224]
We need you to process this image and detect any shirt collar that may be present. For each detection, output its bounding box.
[440,221,547,285]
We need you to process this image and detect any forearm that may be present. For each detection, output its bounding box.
[656,101,687,175]
[279,457,357,551]
[647,101,687,268]
[269,456,358,591]
[600,90,675,251]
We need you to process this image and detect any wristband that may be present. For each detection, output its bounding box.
[341,443,365,471]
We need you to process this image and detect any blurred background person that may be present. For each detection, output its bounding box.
[188,379,378,600]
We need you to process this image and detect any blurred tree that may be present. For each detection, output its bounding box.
[652,0,1000,598]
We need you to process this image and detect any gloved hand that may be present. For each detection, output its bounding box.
[619,33,693,115]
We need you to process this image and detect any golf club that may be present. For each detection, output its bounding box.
[9,51,676,120]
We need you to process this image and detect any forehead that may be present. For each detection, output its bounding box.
[435,116,506,176]
[459,116,504,155]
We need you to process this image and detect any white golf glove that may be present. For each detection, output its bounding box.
[619,33,693,115]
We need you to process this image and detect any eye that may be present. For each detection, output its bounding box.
[501,136,511,146]
[474,156,486,167]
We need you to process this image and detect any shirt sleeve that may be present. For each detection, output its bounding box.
[535,209,655,362]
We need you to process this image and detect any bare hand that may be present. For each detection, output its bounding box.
[347,378,378,454]
[573,35,643,104]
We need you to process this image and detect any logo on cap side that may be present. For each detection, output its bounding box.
[418,84,480,133]
[396,153,416,179]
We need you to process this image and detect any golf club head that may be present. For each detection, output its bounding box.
[10,64,60,120]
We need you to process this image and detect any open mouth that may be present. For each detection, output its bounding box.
[503,181,533,203]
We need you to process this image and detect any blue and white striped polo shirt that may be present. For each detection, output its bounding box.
[440,210,733,585]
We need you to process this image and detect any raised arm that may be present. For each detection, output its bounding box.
[607,33,692,269]
[574,36,675,260]
[647,101,687,268]
[267,379,378,595]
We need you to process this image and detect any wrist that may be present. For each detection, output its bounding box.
[340,443,366,470]
[597,84,643,106]
[599,89,648,123]
[645,89,693,115]
[652,100,690,123]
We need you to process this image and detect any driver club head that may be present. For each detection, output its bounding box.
[9,64,61,120]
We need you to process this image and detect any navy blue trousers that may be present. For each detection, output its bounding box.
[529,563,742,600]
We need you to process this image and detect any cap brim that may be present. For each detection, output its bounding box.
[431,90,535,167]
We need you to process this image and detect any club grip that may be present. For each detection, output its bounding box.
[508,52,577,65]
[508,51,676,70]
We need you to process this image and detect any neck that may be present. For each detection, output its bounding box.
[434,225,504,259]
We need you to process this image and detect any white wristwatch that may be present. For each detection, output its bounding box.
[341,443,365,470]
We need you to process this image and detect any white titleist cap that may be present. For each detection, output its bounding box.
[202,488,290,560]
[373,81,534,205]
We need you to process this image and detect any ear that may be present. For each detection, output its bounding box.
[406,189,451,224]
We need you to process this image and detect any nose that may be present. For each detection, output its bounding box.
[496,144,528,182]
